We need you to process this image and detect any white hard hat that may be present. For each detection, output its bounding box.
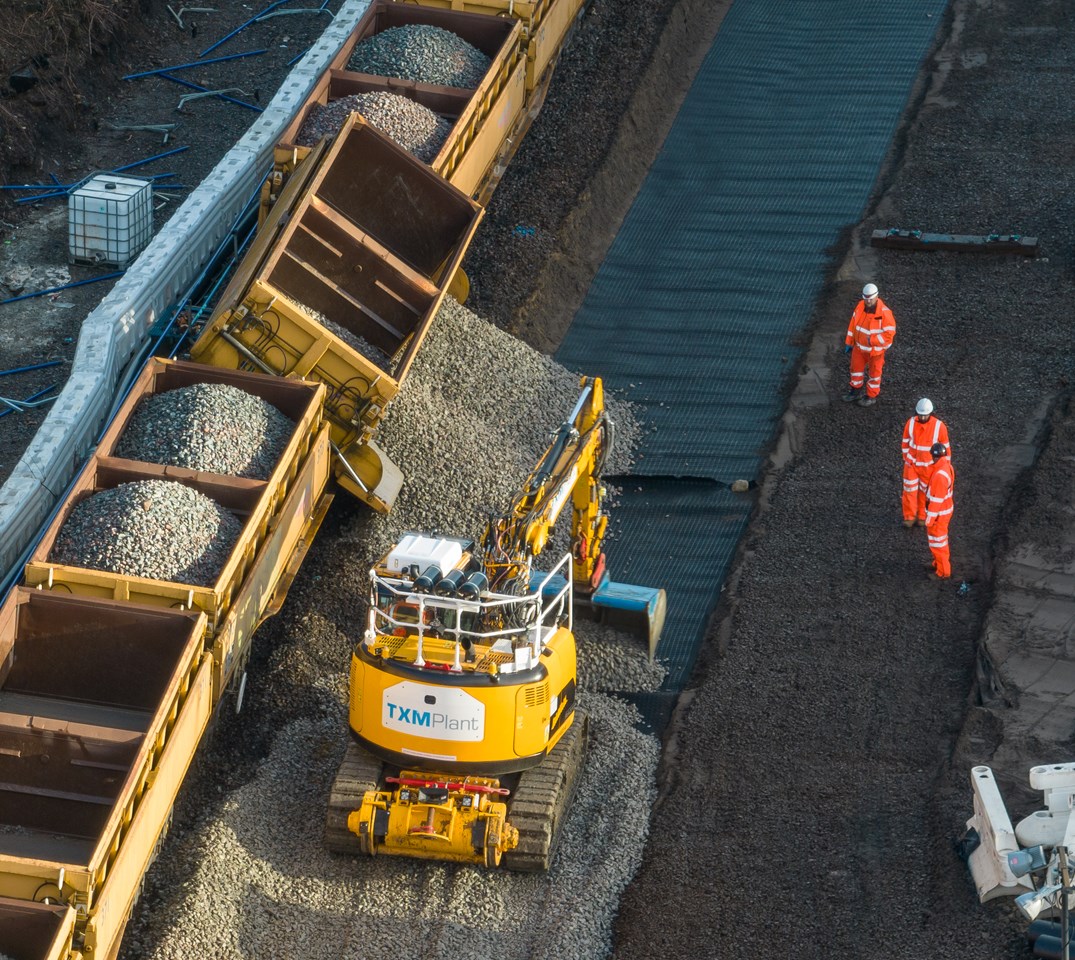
[862,283,879,299]
[916,398,934,417]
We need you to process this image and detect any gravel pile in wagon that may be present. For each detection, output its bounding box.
[347,24,491,89]
[115,383,294,479]
[51,479,243,585]
[297,92,453,163]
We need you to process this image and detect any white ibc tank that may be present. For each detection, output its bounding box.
[68,174,154,267]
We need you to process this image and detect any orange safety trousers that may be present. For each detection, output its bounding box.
[925,458,955,579]
[903,417,950,522]
[927,516,951,578]
[902,463,930,523]
[849,348,886,398]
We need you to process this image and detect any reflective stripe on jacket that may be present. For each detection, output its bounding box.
[845,297,896,354]
[902,416,951,469]
[925,458,955,523]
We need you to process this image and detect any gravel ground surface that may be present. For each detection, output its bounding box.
[5,0,1072,958]
[123,694,657,960]
[371,296,641,541]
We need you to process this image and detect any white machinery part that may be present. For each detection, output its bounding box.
[69,175,154,267]
[966,765,1034,902]
[382,681,485,743]
[368,552,573,676]
[384,535,464,577]
[1030,762,1075,809]
[1015,762,1075,849]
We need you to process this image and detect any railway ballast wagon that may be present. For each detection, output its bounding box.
[260,0,587,219]
[23,359,332,702]
[266,0,526,206]
[0,0,595,953]
[192,116,483,514]
[0,590,209,960]
[3,359,331,960]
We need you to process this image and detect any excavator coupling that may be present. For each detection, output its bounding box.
[347,772,520,868]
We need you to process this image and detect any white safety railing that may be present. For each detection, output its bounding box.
[367,554,574,674]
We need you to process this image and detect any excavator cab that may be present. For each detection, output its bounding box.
[326,534,581,869]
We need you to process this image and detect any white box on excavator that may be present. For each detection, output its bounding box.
[384,535,464,577]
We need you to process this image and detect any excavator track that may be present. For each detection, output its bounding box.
[503,710,589,872]
[325,740,384,855]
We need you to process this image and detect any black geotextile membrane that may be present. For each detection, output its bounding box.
[600,480,751,691]
[558,0,947,723]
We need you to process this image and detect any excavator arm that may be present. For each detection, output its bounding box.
[480,377,665,654]
[481,376,609,593]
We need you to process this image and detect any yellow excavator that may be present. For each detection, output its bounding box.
[325,375,666,870]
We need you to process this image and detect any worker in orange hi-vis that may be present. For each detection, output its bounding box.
[924,442,955,579]
[842,282,896,407]
[902,397,951,528]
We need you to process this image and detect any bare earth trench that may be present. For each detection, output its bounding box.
[2,0,1073,957]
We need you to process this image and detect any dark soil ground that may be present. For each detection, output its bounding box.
[3,0,1073,958]
[610,1,1075,957]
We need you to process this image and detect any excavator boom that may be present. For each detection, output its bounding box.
[483,376,666,652]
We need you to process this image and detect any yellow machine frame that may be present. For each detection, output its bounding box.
[352,550,578,773]
[332,376,663,868]
[347,549,578,865]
